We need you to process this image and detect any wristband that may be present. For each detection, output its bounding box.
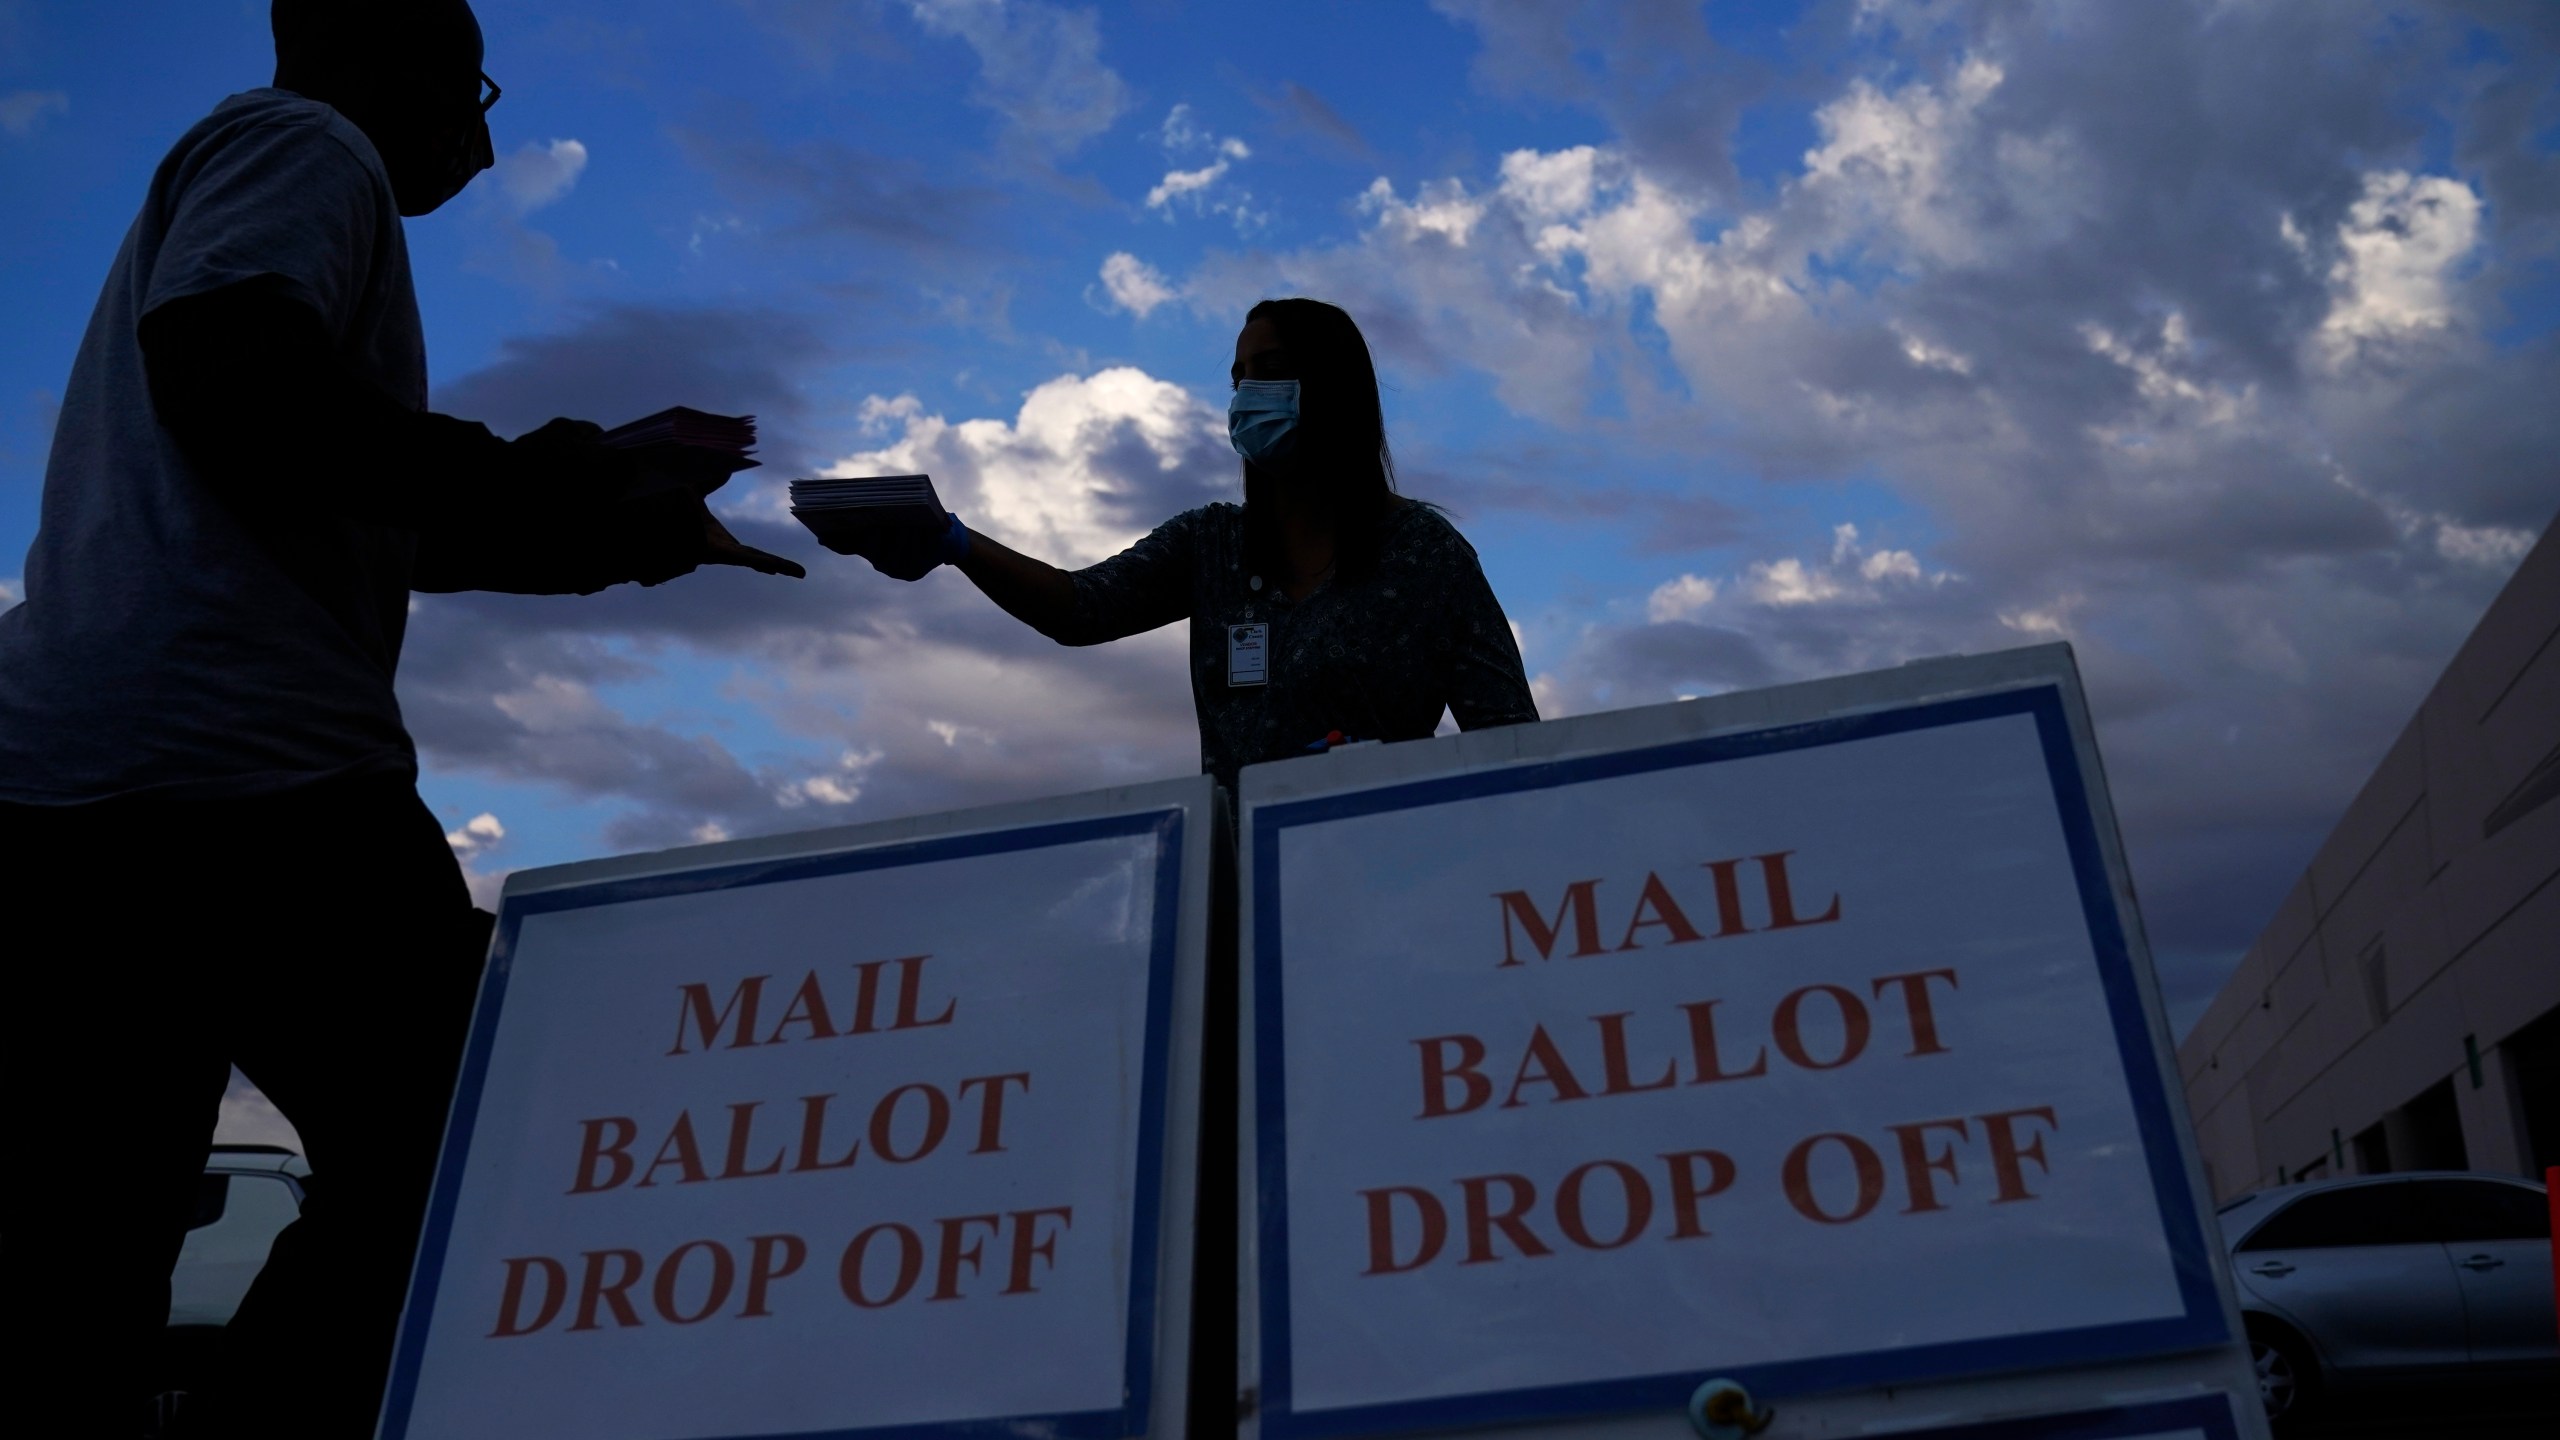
[938,511,971,566]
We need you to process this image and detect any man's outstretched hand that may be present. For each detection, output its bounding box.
[504,418,806,587]
[700,505,805,579]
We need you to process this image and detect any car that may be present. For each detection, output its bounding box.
[2215,1171,2556,1430]
[152,1144,309,1430]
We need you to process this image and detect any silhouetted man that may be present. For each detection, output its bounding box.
[0,4,801,1434]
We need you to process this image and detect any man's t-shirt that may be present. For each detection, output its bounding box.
[0,89,427,804]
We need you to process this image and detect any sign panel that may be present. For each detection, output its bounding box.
[1240,649,2238,1438]
[1866,1394,2245,1440]
[382,778,1215,1440]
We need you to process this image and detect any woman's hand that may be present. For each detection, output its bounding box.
[822,511,967,582]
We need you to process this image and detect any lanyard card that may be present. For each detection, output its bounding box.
[1228,622,1270,687]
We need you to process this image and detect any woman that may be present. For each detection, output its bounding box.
[858,297,1538,787]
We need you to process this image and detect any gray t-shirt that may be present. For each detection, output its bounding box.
[0,89,427,804]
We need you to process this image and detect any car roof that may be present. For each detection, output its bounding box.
[2216,1170,2545,1239]
[205,1144,310,1178]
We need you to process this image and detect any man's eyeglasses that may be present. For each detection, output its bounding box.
[478,71,502,115]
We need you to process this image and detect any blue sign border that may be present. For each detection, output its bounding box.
[380,807,1190,1440]
[1249,687,2228,1439]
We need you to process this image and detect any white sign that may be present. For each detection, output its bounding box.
[1241,655,2237,1438]
[381,781,1213,1440]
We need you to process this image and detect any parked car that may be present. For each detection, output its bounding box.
[154,1145,308,1426]
[2216,1171,2555,1429]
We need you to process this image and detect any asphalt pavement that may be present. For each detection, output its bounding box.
[2293,1387,2559,1438]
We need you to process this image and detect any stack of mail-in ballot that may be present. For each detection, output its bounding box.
[598,407,759,497]
[788,474,947,553]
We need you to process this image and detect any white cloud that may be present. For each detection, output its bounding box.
[1860,548,1923,582]
[1893,323,1972,376]
[2434,520,2534,569]
[2315,170,2481,364]
[444,811,505,859]
[0,577,19,610]
[1148,161,1230,210]
[1743,556,1845,606]
[1497,146,1603,224]
[926,718,997,747]
[781,748,883,806]
[1359,176,1489,247]
[823,367,1231,567]
[1159,103,1246,158]
[0,88,66,137]
[1799,58,2015,266]
[1143,104,1260,228]
[1739,525,1946,607]
[493,138,589,214]
[1645,573,1719,622]
[1997,596,2083,639]
[1098,251,1180,317]
[2080,311,2251,429]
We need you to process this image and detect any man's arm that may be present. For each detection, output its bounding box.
[141,279,802,591]
[142,278,588,526]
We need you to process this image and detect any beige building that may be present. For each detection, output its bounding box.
[2178,512,2560,1202]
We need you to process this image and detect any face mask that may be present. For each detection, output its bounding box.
[1229,379,1300,463]
[392,113,494,217]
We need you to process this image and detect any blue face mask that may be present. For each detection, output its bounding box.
[1229,379,1301,463]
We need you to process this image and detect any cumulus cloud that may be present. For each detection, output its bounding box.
[1097,251,1180,317]
[0,87,65,137]
[820,367,1231,566]
[1143,103,1261,230]
[1631,525,1936,625]
[463,138,594,286]
[444,811,506,859]
[1645,573,1717,623]
[0,576,19,610]
[492,138,590,214]
[2314,170,2483,365]
[444,812,512,906]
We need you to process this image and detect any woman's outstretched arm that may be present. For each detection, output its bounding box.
[953,529,1081,640]
[939,509,1197,647]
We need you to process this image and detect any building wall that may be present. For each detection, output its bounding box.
[2177,512,2560,1201]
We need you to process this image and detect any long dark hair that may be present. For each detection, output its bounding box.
[1242,297,1401,583]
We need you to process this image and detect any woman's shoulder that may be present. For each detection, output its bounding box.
[1382,497,1481,565]
[1158,501,1244,537]
[1119,501,1241,555]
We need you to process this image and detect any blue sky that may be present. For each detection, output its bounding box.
[4,0,2556,1045]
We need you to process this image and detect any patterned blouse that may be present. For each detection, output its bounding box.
[1059,500,1539,787]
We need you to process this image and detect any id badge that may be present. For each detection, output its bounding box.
[1226,622,1269,687]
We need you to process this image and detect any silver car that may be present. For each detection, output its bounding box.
[2216,1171,2555,1429]
[156,1145,308,1419]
